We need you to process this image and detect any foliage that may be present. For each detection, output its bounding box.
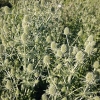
[0,0,100,100]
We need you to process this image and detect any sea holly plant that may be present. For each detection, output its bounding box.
[0,0,100,100]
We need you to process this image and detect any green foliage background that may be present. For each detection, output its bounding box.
[0,0,100,100]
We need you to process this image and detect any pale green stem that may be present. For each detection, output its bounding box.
[23,44,26,71]
[66,35,70,56]
[71,36,79,47]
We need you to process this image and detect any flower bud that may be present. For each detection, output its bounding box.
[85,72,94,84]
[56,49,62,58]
[4,6,11,14]
[64,27,69,35]
[56,63,62,70]
[5,80,12,90]
[43,55,50,65]
[93,61,99,69]
[27,64,33,73]
[41,93,48,100]
[87,35,93,42]
[46,36,51,43]
[85,43,93,55]
[51,41,57,51]
[61,44,67,53]
[75,51,84,63]
[49,84,56,96]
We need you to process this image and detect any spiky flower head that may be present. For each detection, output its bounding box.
[56,49,63,58]
[56,63,62,70]
[4,6,11,14]
[93,96,100,100]
[75,51,84,63]
[46,36,51,43]
[27,64,33,73]
[72,46,78,55]
[85,72,95,84]
[85,43,93,55]
[61,44,67,53]
[41,93,48,100]
[5,80,12,90]
[43,55,50,65]
[64,27,69,35]
[51,41,57,51]
[62,97,67,100]
[93,61,99,69]
[87,35,93,42]
[49,84,56,96]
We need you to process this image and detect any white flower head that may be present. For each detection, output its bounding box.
[56,49,63,58]
[93,96,100,100]
[58,4,61,8]
[85,43,93,55]
[5,80,12,90]
[75,51,84,63]
[87,35,93,42]
[62,97,67,100]
[46,36,51,43]
[49,84,56,96]
[85,72,95,84]
[51,41,57,51]
[61,44,67,53]
[27,64,33,73]
[72,46,78,55]
[56,63,62,70]
[93,61,99,69]
[64,27,69,35]
[43,55,50,65]
[41,93,48,100]
[4,6,11,14]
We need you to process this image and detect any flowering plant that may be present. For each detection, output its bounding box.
[0,0,100,100]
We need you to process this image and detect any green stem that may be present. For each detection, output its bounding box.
[24,44,26,71]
